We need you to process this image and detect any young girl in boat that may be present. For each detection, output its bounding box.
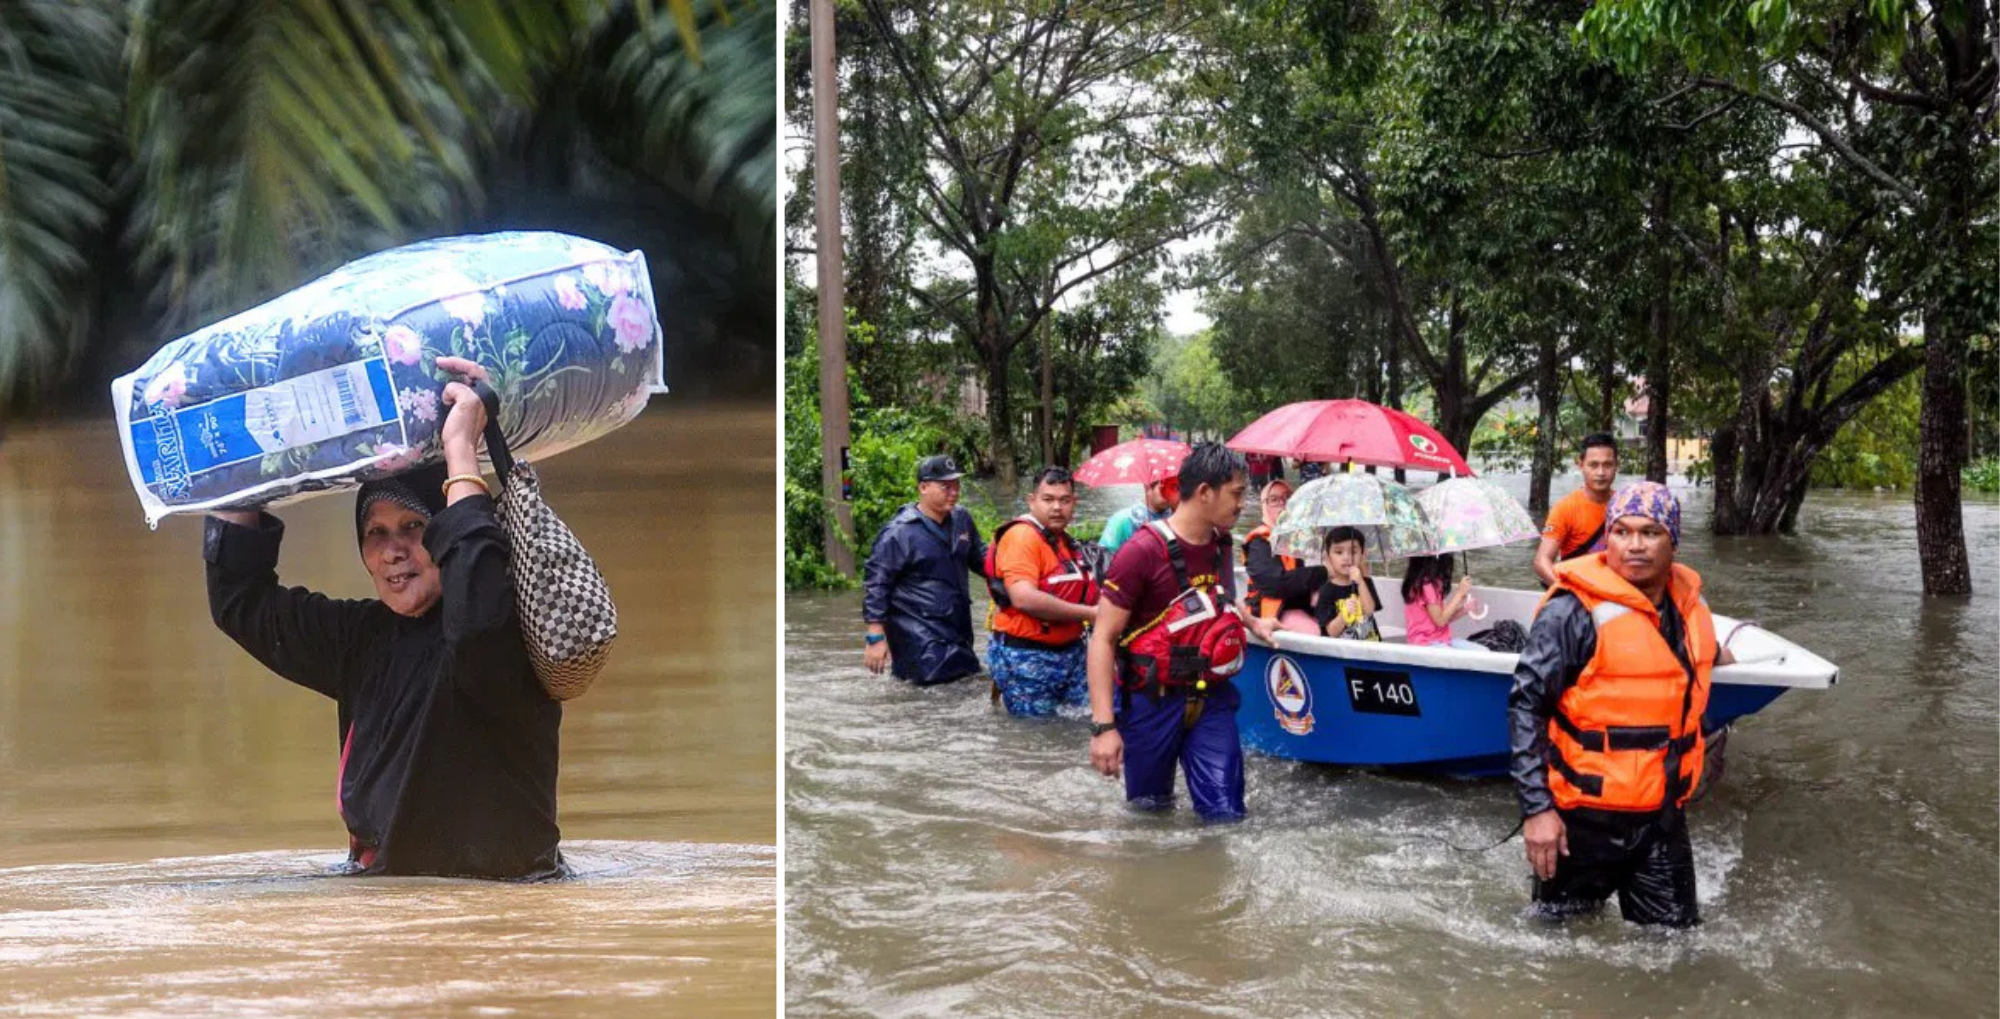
[1313,527,1381,640]
[1401,554,1483,650]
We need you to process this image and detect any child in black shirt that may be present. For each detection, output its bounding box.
[1313,526,1382,640]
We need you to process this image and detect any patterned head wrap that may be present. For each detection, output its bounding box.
[355,463,448,546]
[1605,480,1681,547]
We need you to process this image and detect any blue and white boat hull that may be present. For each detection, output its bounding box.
[1234,584,1837,773]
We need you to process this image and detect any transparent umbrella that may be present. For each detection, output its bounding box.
[1414,475,1537,624]
[1416,476,1538,553]
[1271,472,1439,564]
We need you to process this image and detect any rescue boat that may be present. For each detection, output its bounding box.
[1236,579,1838,773]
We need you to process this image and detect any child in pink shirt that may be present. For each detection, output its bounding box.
[1401,555,1481,649]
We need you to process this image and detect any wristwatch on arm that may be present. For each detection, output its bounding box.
[1089,720,1117,737]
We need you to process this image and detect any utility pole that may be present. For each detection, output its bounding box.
[811,0,855,576]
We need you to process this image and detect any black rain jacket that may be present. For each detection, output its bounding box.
[861,504,986,684]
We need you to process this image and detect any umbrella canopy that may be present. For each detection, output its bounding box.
[1073,438,1190,487]
[1271,472,1439,562]
[1417,476,1539,553]
[1226,399,1475,476]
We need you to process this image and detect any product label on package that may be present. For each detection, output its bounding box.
[132,357,401,488]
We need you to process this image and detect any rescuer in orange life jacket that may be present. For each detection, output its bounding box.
[1509,480,1737,927]
[1087,443,1280,821]
[983,466,1100,717]
[1240,477,1326,634]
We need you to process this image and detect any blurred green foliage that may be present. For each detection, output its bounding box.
[0,0,775,415]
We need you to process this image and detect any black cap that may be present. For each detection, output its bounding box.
[917,455,964,483]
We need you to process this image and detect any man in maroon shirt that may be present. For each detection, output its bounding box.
[1086,443,1277,820]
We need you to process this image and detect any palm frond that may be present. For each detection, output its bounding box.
[123,0,491,327]
[582,0,776,267]
[0,0,121,414]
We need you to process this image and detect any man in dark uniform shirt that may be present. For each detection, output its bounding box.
[861,455,987,685]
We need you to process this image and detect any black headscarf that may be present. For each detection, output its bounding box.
[355,463,449,546]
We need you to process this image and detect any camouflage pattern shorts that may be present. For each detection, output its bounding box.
[987,639,1088,718]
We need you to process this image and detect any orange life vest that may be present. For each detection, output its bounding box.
[1117,521,1245,692]
[984,515,1098,642]
[1539,554,1715,814]
[1241,524,1300,620]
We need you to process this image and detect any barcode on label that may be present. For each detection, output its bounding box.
[334,369,363,428]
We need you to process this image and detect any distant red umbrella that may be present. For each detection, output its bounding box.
[1226,400,1475,476]
[1073,438,1190,486]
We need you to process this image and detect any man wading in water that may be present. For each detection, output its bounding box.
[861,455,987,686]
[1532,433,1619,587]
[1510,481,1735,925]
[1088,443,1277,820]
[206,356,562,880]
[984,466,1100,716]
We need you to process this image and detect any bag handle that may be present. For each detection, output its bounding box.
[470,380,515,489]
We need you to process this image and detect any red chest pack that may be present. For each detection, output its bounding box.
[1116,520,1246,691]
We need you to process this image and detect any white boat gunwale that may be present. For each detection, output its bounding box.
[1243,580,1838,691]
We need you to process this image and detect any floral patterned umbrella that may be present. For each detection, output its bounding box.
[1417,476,1539,553]
[1073,438,1190,486]
[1271,471,1439,562]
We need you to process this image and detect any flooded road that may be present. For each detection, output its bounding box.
[786,476,1999,1018]
[0,405,776,1017]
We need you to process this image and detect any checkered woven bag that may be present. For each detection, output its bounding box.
[475,382,616,700]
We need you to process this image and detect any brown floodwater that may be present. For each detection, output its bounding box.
[0,404,775,1017]
[787,475,1999,1018]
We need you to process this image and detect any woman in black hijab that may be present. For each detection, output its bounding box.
[205,356,562,880]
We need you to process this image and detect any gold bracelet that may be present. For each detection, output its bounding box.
[441,473,492,498]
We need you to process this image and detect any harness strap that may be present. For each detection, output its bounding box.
[1181,684,1207,731]
[988,517,1091,618]
[1147,519,1192,593]
[1560,521,1605,561]
[1549,747,1605,798]
[1552,713,1689,753]
[1661,634,1702,817]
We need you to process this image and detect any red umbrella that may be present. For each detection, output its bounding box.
[1073,438,1190,486]
[1226,400,1475,476]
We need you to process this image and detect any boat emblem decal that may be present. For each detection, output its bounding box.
[1266,654,1315,736]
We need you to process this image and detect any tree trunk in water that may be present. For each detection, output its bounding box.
[1916,308,1972,594]
[1643,308,1672,482]
[1713,355,1771,535]
[1644,184,1674,483]
[1530,331,1559,513]
[1710,425,1741,534]
[1745,438,1819,533]
[1777,475,1809,534]
[1433,384,1474,468]
[1709,212,1749,534]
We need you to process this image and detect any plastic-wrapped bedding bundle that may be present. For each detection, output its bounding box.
[112,231,666,527]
